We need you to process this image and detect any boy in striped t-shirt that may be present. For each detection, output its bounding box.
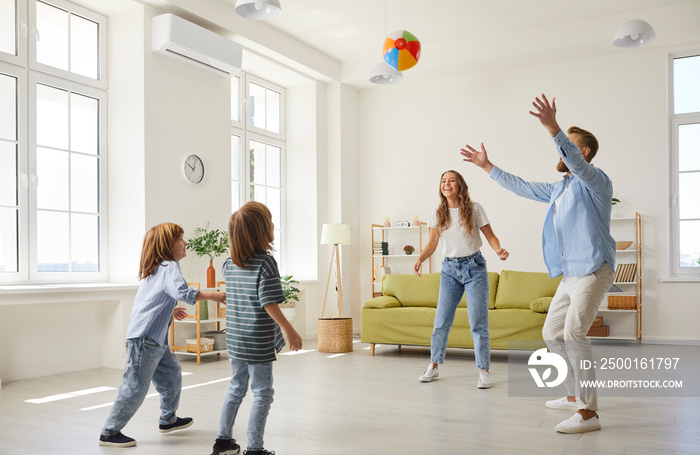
[210,201,302,455]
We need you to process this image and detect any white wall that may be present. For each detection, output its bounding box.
[358,44,700,341]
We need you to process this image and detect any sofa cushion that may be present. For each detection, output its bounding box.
[487,272,500,309]
[382,272,500,308]
[494,270,561,310]
[383,273,441,307]
[363,296,401,309]
[530,297,553,313]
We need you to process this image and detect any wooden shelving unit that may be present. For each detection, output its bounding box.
[595,212,642,343]
[170,282,226,364]
[371,223,431,297]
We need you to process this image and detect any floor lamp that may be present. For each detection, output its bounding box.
[318,223,353,353]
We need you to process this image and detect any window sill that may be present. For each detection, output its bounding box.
[0,282,139,298]
[659,276,700,283]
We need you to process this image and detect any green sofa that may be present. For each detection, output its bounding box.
[361,270,562,355]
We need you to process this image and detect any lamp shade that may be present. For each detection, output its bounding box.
[235,0,282,20]
[369,61,403,84]
[613,19,656,47]
[321,224,351,245]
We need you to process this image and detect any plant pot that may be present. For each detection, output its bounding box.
[207,260,215,288]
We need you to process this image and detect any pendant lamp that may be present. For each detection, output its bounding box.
[235,0,282,20]
[613,0,656,47]
[369,61,403,84]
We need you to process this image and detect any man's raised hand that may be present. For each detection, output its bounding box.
[528,94,560,137]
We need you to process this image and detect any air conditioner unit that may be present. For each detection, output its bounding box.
[151,13,242,77]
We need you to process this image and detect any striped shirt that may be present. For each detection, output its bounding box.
[429,202,490,258]
[221,253,286,363]
[125,261,198,346]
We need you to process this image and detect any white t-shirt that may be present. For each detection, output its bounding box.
[429,203,489,258]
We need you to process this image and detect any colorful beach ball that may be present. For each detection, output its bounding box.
[383,30,421,71]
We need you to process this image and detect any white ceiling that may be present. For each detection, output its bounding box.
[78,0,700,88]
[222,0,699,87]
[245,0,673,62]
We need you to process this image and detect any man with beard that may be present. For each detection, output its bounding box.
[459,94,615,434]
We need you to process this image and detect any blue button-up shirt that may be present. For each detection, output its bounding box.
[125,260,199,346]
[489,130,615,279]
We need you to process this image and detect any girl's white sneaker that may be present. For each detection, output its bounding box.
[419,364,439,382]
[477,370,491,389]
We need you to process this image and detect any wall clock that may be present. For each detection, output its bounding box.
[182,154,204,184]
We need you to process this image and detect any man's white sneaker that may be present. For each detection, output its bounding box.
[555,413,601,434]
[545,396,579,410]
[477,370,491,389]
[419,364,439,382]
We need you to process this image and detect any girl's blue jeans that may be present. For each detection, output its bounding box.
[430,251,491,370]
[217,358,274,451]
[102,336,182,436]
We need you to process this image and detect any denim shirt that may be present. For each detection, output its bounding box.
[489,130,615,279]
[125,261,199,346]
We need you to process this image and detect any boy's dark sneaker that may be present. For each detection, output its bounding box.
[243,450,275,455]
[159,416,194,433]
[98,431,136,447]
[211,438,241,455]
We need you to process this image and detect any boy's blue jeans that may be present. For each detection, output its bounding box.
[217,358,274,451]
[430,251,490,370]
[102,336,182,436]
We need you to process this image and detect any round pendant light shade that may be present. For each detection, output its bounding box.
[369,61,403,85]
[235,0,282,20]
[613,19,656,47]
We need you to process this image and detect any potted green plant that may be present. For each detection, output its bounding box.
[187,223,229,288]
[280,275,300,307]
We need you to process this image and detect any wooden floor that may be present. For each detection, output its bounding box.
[1,339,699,455]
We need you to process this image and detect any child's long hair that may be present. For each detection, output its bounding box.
[138,222,184,280]
[228,201,275,268]
[435,170,474,235]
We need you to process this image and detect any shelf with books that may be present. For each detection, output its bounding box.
[370,222,431,297]
[598,213,642,343]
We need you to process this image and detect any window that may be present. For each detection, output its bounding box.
[231,74,286,267]
[0,0,107,283]
[670,53,700,277]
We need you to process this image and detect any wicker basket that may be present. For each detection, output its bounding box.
[317,317,353,353]
[217,307,226,318]
[186,338,214,353]
[607,295,637,310]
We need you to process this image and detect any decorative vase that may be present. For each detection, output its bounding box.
[207,260,215,288]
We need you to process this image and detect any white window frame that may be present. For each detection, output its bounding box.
[231,72,287,270]
[669,51,700,278]
[28,0,108,89]
[245,73,285,141]
[0,62,28,281]
[245,130,286,266]
[28,72,107,282]
[0,0,28,67]
[231,73,243,130]
[230,126,244,211]
[0,0,107,284]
